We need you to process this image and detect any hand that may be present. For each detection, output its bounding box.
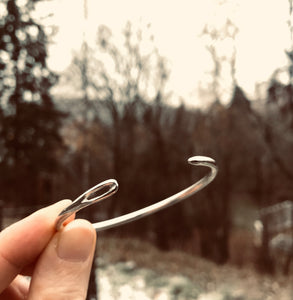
[0,200,96,300]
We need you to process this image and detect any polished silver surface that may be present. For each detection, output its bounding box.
[56,156,218,232]
[55,179,118,230]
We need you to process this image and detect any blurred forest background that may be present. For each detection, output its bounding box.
[0,0,293,288]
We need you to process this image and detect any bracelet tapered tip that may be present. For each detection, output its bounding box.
[188,156,216,166]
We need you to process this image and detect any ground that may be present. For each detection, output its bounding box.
[96,236,293,300]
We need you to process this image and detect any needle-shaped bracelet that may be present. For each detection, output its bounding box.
[55,156,218,232]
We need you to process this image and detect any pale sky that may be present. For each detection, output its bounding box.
[40,0,291,106]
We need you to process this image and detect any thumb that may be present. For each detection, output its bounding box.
[28,219,96,300]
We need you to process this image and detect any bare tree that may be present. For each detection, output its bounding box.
[201,18,238,103]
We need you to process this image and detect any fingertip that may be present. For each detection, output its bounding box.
[28,219,96,299]
[57,219,96,262]
[35,199,73,216]
[62,218,96,234]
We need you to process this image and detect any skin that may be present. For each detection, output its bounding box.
[0,200,96,300]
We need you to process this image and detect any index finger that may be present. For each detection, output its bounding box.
[0,200,72,293]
